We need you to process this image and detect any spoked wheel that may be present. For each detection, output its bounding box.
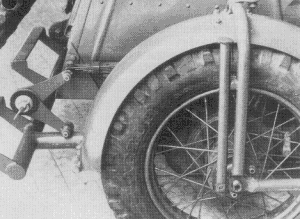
[145,90,300,219]
[102,46,300,219]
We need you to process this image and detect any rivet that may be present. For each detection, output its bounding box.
[186,4,190,8]
[101,1,104,4]
[129,1,133,5]
[213,5,220,14]
[158,3,162,6]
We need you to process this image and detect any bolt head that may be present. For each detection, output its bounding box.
[232,180,243,193]
[62,131,70,138]
[62,70,72,81]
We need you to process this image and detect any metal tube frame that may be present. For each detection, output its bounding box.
[216,39,232,192]
[231,2,251,177]
[245,178,300,192]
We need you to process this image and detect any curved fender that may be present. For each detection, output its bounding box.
[82,13,300,171]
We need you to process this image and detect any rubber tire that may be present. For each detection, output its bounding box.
[101,45,300,219]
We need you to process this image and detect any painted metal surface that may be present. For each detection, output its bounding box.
[231,3,251,177]
[216,40,231,190]
[82,13,300,171]
[68,0,300,63]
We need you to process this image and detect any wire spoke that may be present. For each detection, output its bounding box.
[167,127,184,146]
[183,169,212,214]
[266,142,300,179]
[185,108,218,133]
[155,167,210,188]
[263,193,284,204]
[246,117,296,144]
[261,104,280,176]
[204,98,210,166]
[247,108,285,123]
[159,150,207,195]
[266,155,292,179]
[247,133,258,161]
[158,144,217,153]
[248,132,300,145]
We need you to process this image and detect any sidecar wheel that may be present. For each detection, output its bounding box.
[102,46,300,219]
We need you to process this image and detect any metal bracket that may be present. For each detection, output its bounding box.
[10,70,74,135]
[11,26,63,84]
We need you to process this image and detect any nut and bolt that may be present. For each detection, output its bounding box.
[62,70,72,81]
[249,165,256,174]
[61,123,74,139]
[232,179,243,193]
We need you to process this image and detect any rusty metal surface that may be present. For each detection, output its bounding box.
[82,13,300,171]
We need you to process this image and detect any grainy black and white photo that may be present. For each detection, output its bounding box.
[1,0,300,218]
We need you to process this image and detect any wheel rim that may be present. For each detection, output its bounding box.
[145,89,300,219]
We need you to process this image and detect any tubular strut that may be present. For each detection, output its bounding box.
[215,1,251,191]
[231,2,251,177]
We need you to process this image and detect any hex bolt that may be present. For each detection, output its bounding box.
[249,165,256,174]
[232,180,243,193]
[62,70,72,82]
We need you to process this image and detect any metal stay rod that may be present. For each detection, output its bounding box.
[231,3,251,176]
[246,178,300,192]
[216,39,232,191]
[35,132,83,149]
